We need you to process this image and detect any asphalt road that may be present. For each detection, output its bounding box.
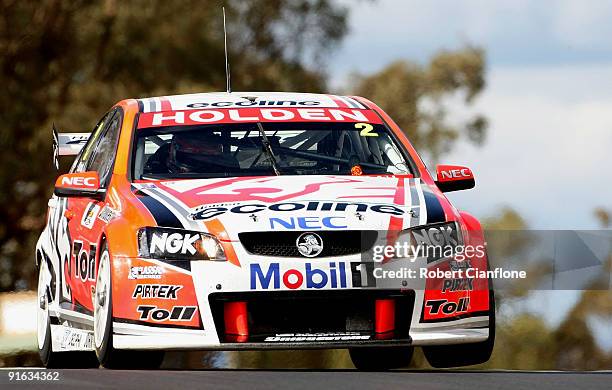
[1,369,610,390]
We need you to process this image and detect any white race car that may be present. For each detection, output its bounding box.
[37,92,494,369]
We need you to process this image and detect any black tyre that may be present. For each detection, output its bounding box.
[349,346,414,370]
[37,259,98,368]
[94,242,165,369]
[423,290,495,368]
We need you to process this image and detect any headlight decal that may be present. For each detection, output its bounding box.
[203,218,241,267]
[138,227,226,261]
[400,222,463,264]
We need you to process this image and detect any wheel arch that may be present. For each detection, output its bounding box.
[459,210,486,247]
[459,210,483,232]
[36,248,43,269]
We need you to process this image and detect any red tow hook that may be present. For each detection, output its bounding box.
[374,299,395,339]
[224,301,249,342]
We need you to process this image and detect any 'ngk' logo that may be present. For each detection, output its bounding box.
[150,232,199,255]
[411,226,458,247]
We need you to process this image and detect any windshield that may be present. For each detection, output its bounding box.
[132,122,412,180]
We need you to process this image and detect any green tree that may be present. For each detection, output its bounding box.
[481,206,612,370]
[0,0,348,291]
[594,207,610,228]
[550,208,612,369]
[488,313,557,370]
[351,46,487,163]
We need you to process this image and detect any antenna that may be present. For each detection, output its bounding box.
[223,7,231,93]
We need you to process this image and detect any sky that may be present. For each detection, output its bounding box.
[328,0,612,229]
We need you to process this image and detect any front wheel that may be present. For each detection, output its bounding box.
[423,290,496,368]
[349,346,414,370]
[37,258,98,368]
[94,242,165,369]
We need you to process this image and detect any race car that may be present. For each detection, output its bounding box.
[36,92,494,370]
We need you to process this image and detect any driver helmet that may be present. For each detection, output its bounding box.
[167,132,224,173]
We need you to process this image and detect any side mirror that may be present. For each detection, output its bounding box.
[435,165,475,192]
[54,171,105,199]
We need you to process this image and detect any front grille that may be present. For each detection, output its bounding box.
[238,230,378,257]
[209,290,415,343]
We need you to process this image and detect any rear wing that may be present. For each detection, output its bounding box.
[52,125,90,169]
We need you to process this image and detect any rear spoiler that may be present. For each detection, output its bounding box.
[52,125,90,169]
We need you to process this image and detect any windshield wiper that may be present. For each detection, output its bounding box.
[256,122,281,176]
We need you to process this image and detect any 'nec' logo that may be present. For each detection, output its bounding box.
[270,216,347,230]
[61,176,96,187]
[440,169,470,179]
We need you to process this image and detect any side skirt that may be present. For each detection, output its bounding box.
[50,323,95,352]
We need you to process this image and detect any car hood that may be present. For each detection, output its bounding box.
[132,175,448,238]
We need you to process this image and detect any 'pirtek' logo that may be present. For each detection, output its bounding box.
[442,278,474,292]
[149,232,199,255]
[137,305,196,322]
[132,284,182,299]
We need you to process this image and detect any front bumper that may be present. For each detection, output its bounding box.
[110,254,491,350]
[112,326,488,350]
